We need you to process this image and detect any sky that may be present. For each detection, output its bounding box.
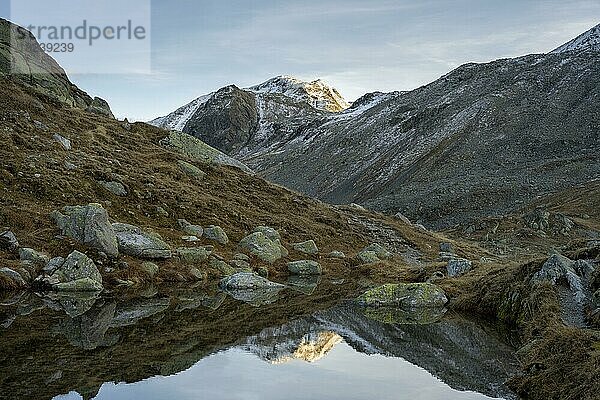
[3,0,600,121]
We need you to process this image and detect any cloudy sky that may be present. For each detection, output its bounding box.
[4,0,600,120]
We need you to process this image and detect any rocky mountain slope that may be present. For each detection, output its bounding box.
[0,18,113,117]
[155,24,600,230]
[150,75,348,156]
[552,23,600,53]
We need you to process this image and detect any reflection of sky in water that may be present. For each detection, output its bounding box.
[55,341,502,400]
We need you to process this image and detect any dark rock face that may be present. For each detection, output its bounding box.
[0,19,113,117]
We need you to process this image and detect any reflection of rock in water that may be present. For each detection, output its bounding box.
[54,301,117,350]
[361,305,447,325]
[110,297,170,328]
[286,275,322,295]
[223,287,284,307]
[42,291,100,318]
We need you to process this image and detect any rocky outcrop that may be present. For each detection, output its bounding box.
[51,204,118,258]
[357,243,393,264]
[0,231,19,252]
[0,19,113,117]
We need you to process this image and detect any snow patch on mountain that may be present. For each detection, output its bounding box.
[247,75,350,112]
[552,23,600,53]
[151,93,212,131]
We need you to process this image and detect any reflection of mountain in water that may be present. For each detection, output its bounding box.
[0,288,518,400]
[239,304,518,399]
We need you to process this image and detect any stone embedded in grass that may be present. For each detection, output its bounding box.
[229,259,252,272]
[357,243,393,264]
[113,223,171,260]
[328,251,346,259]
[210,256,236,277]
[51,203,119,258]
[52,133,71,150]
[176,247,212,264]
[177,218,204,237]
[0,230,19,252]
[356,283,448,308]
[447,258,473,277]
[204,225,229,245]
[239,232,284,264]
[292,240,319,255]
[99,181,128,197]
[140,262,159,278]
[287,260,322,276]
[178,160,207,180]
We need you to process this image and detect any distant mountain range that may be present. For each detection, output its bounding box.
[151,23,600,228]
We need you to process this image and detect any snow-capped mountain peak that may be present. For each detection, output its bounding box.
[552,23,600,53]
[247,75,350,112]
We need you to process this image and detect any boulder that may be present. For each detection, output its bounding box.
[357,250,380,264]
[177,160,206,180]
[204,225,229,245]
[51,204,118,257]
[0,268,27,288]
[239,232,284,264]
[356,283,448,308]
[230,259,252,271]
[99,181,128,196]
[51,251,103,292]
[219,272,285,290]
[18,248,49,266]
[440,243,453,253]
[532,254,576,285]
[177,247,212,264]
[113,223,171,259]
[253,226,281,242]
[292,240,319,255]
[0,231,19,252]
[287,260,322,275]
[447,258,473,277]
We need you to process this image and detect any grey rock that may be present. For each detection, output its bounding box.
[532,254,575,285]
[447,259,473,278]
[44,257,65,275]
[53,278,103,292]
[253,226,281,242]
[110,298,170,328]
[52,133,71,150]
[209,256,236,277]
[0,230,19,252]
[357,250,380,264]
[440,243,453,253]
[189,268,206,281]
[18,248,49,266]
[292,240,319,255]
[113,223,171,259]
[328,251,346,259]
[287,260,322,276]
[51,204,118,257]
[233,253,251,262]
[239,232,284,264]
[204,225,229,245]
[177,219,203,237]
[229,259,252,271]
[99,181,128,196]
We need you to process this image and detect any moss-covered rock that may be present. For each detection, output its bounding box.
[292,240,319,255]
[287,260,322,276]
[356,283,448,308]
[239,232,283,264]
